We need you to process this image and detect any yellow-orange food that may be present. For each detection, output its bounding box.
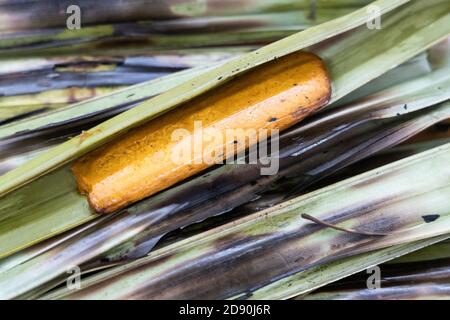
[72,51,331,213]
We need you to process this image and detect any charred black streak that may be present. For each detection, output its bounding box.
[422,214,440,223]
[366,215,405,234]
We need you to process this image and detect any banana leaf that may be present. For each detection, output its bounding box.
[0,87,125,122]
[41,139,450,299]
[0,63,220,139]
[247,235,449,299]
[389,239,450,264]
[0,0,370,32]
[0,9,358,56]
[2,0,449,260]
[304,283,450,300]
[0,48,431,161]
[0,0,448,300]
[149,9,356,33]
[0,27,293,58]
[302,257,450,300]
[0,52,237,122]
[0,45,443,171]
[2,83,449,299]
